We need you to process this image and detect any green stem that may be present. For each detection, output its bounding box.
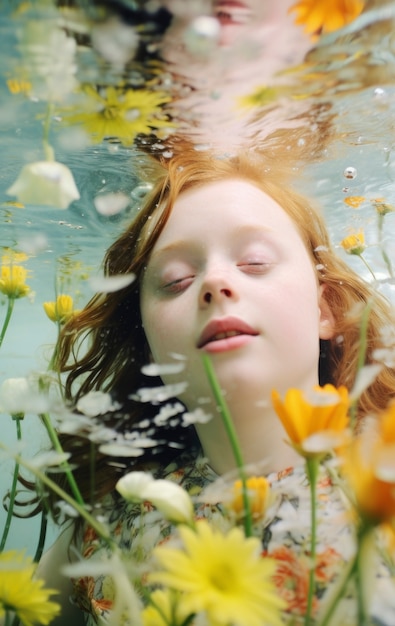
[377,213,394,279]
[304,457,319,626]
[43,103,55,161]
[358,254,377,281]
[202,354,253,538]
[316,553,357,626]
[0,440,114,548]
[39,412,84,506]
[0,415,22,552]
[33,509,48,563]
[0,297,15,349]
[355,524,374,626]
[316,522,374,626]
[89,440,96,509]
[349,300,373,429]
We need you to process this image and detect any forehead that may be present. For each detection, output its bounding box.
[157,178,301,242]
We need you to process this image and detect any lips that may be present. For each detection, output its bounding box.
[197,316,258,349]
[215,1,252,26]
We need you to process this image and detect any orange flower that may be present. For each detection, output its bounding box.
[342,402,395,525]
[289,0,364,37]
[267,545,341,616]
[269,546,311,615]
[271,385,350,458]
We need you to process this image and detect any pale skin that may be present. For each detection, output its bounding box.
[159,1,313,149]
[140,179,336,475]
[34,177,335,623]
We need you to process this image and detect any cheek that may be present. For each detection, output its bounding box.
[266,279,321,337]
[141,301,186,362]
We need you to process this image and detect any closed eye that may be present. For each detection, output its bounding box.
[238,262,272,274]
[162,275,195,294]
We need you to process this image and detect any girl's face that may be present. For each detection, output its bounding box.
[140,179,334,410]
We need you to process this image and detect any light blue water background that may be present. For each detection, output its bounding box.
[1,1,395,555]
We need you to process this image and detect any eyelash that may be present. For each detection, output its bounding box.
[238,261,271,273]
[162,275,195,294]
[161,262,271,294]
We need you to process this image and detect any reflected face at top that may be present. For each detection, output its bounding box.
[140,179,330,410]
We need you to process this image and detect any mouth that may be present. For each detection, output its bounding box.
[197,317,259,349]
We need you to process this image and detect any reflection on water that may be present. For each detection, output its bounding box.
[1,0,395,552]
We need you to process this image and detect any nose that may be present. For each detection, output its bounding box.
[199,269,238,307]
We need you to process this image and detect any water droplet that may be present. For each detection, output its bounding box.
[343,167,357,180]
[130,182,153,200]
[194,144,210,152]
[184,16,220,57]
[374,87,388,103]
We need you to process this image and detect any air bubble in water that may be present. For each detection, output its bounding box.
[184,16,220,56]
[343,166,357,180]
[130,182,154,200]
[374,87,386,98]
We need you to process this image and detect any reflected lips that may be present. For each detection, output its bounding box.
[197,316,258,353]
[215,1,251,25]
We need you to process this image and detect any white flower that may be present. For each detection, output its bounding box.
[91,17,139,67]
[7,161,80,209]
[76,391,118,417]
[88,274,135,293]
[132,382,188,403]
[18,20,77,102]
[94,192,130,217]
[182,408,212,426]
[0,377,49,416]
[116,471,194,524]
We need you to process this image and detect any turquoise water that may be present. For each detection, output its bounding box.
[1,0,395,555]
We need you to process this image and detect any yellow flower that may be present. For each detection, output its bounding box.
[231,476,272,522]
[237,85,278,110]
[0,550,60,626]
[371,198,395,216]
[64,85,174,145]
[289,0,364,36]
[143,589,191,626]
[7,77,32,96]
[344,195,366,208]
[271,385,350,458]
[150,520,284,626]
[43,294,78,324]
[342,403,395,525]
[340,231,366,255]
[0,265,30,298]
[2,251,29,265]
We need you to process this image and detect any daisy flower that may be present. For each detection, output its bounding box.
[149,520,284,626]
[63,85,174,145]
[0,551,60,626]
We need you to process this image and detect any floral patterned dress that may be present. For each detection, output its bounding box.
[71,454,395,626]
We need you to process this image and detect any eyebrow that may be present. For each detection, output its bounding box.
[149,224,275,264]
